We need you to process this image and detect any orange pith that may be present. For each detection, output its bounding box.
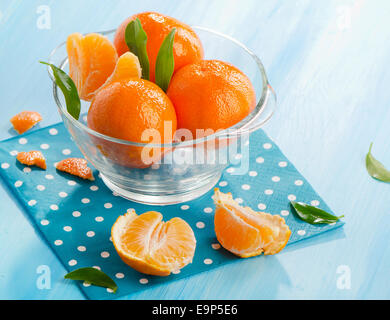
[67,32,118,101]
[167,60,256,137]
[87,78,177,168]
[114,11,204,82]
[112,210,196,276]
[212,189,291,258]
[10,111,42,134]
[55,158,94,180]
[16,151,46,169]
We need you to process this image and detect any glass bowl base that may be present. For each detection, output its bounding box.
[100,172,221,206]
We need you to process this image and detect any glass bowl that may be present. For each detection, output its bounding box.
[48,26,276,205]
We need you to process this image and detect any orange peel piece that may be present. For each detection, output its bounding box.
[212,188,291,257]
[55,158,94,180]
[17,151,46,169]
[112,210,196,276]
[10,111,42,134]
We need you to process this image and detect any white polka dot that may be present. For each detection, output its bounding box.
[104,203,112,209]
[115,273,125,279]
[63,226,72,232]
[234,154,242,160]
[127,208,135,213]
[242,184,250,190]
[14,180,23,187]
[72,211,81,217]
[18,138,27,145]
[40,143,49,150]
[297,230,306,236]
[53,162,58,168]
[288,194,296,201]
[256,157,264,164]
[281,210,289,216]
[62,149,71,155]
[58,191,68,198]
[86,231,95,237]
[68,180,77,186]
[172,270,181,274]
[258,203,267,210]
[226,167,235,174]
[95,216,104,222]
[219,181,228,187]
[101,251,110,258]
[181,205,189,210]
[68,259,77,266]
[263,143,272,149]
[9,150,18,156]
[295,180,303,186]
[106,288,114,293]
[50,204,58,211]
[28,200,36,206]
[272,176,280,182]
[249,171,258,177]
[83,282,91,287]
[151,164,160,170]
[204,258,213,265]
[109,236,112,242]
[81,198,90,204]
[1,163,10,169]
[49,128,58,135]
[40,219,49,226]
[36,185,45,191]
[23,167,31,173]
[235,198,243,204]
[54,240,63,246]
[112,191,119,196]
[211,243,221,250]
[204,207,213,213]
[278,161,287,167]
[311,200,320,206]
[264,189,274,195]
[45,174,54,180]
[93,266,101,270]
[90,185,98,191]
[196,221,205,229]
[139,278,148,284]
[77,246,86,252]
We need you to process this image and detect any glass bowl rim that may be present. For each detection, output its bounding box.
[49,26,272,148]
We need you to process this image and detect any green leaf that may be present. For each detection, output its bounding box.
[125,18,150,80]
[365,143,390,182]
[40,61,80,120]
[155,28,176,92]
[290,201,344,225]
[64,267,117,293]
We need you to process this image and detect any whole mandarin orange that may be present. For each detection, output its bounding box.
[167,60,256,137]
[114,12,204,82]
[87,78,177,168]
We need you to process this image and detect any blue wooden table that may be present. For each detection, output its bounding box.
[1,0,389,299]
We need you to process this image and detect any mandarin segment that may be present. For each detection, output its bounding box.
[10,111,42,134]
[167,60,256,136]
[212,189,291,258]
[112,210,196,276]
[55,158,94,180]
[114,11,204,81]
[16,151,46,169]
[67,32,118,101]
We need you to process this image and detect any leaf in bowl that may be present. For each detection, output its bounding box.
[40,61,81,120]
[64,267,117,292]
[155,28,176,92]
[290,201,344,225]
[366,143,390,182]
[125,18,150,80]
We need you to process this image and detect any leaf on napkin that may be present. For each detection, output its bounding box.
[290,201,344,225]
[65,267,118,293]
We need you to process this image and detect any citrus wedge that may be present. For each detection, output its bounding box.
[17,151,46,169]
[55,158,94,180]
[10,111,42,134]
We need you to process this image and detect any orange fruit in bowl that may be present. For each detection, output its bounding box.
[10,111,42,134]
[212,189,291,257]
[112,210,196,276]
[113,11,204,82]
[17,151,46,169]
[87,78,177,168]
[66,32,118,101]
[56,158,94,180]
[167,60,256,137]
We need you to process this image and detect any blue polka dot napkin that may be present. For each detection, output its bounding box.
[0,123,343,299]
